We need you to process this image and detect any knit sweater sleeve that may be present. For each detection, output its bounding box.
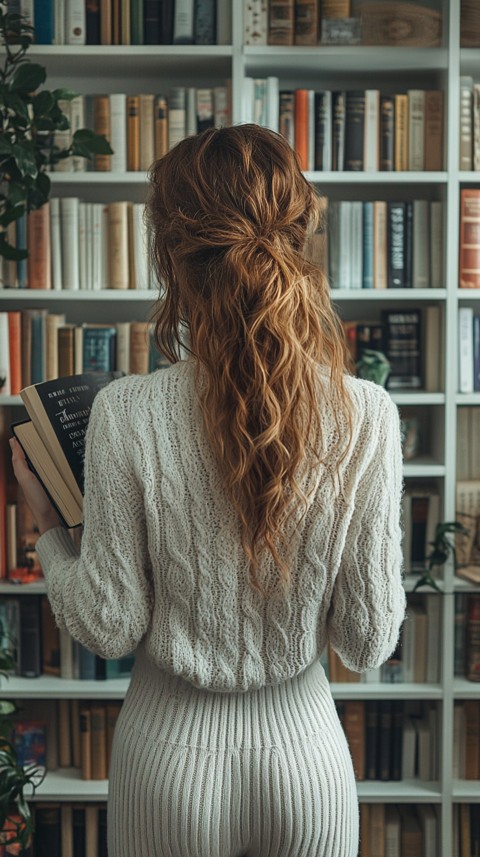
[35,386,154,659]
[327,391,407,673]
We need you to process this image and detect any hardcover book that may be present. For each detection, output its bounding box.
[12,371,123,527]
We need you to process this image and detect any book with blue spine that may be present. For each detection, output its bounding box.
[33,0,54,43]
[82,325,117,373]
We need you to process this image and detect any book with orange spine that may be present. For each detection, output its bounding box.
[294,88,309,171]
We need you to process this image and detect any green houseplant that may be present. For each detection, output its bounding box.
[0,628,45,852]
[0,5,112,262]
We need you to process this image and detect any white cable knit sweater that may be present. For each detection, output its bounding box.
[36,361,406,692]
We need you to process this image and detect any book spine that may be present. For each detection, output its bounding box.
[127,96,140,171]
[196,88,215,133]
[474,84,480,172]
[343,701,365,780]
[294,88,309,171]
[33,0,54,42]
[65,0,86,44]
[363,89,379,172]
[139,94,155,170]
[194,0,216,44]
[458,306,473,393]
[407,89,425,171]
[46,313,65,380]
[86,0,100,43]
[424,90,443,171]
[379,95,394,170]
[70,96,86,172]
[16,212,27,288]
[404,200,413,288]
[143,0,162,43]
[373,200,387,289]
[332,91,346,171]
[173,0,195,44]
[19,596,41,676]
[362,201,374,289]
[412,199,429,288]
[155,95,169,158]
[474,315,480,392]
[60,197,80,290]
[7,312,21,395]
[268,0,294,45]
[130,322,150,374]
[130,0,143,44]
[387,202,405,288]
[0,313,11,395]
[243,0,267,45]
[430,200,443,288]
[294,0,318,46]
[109,94,127,173]
[94,96,111,171]
[459,188,480,288]
[80,704,92,779]
[100,0,112,43]
[27,205,52,289]
[350,201,363,289]
[90,704,108,779]
[338,201,352,288]
[345,90,365,171]
[394,94,408,171]
[121,0,131,44]
[382,309,422,389]
[168,87,186,150]
[321,0,351,15]
[108,202,130,289]
[459,76,473,171]
[213,85,230,128]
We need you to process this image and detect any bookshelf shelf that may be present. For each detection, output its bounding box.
[331,683,443,700]
[459,172,480,183]
[26,769,108,802]
[243,46,449,73]
[389,392,446,405]
[305,171,448,185]
[403,458,446,478]
[453,577,480,592]
[456,289,480,299]
[452,781,480,802]
[20,45,234,77]
[453,679,480,698]
[0,675,129,699]
[50,172,150,185]
[0,581,46,594]
[330,288,447,301]
[356,779,442,803]
[0,289,157,301]
[455,393,480,405]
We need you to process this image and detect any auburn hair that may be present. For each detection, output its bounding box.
[147,124,353,595]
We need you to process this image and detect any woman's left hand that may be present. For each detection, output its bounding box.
[9,437,63,535]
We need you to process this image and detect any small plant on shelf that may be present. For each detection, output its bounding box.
[412,521,470,592]
[0,4,112,262]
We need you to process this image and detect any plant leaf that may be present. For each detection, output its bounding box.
[52,87,78,102]
[32,89,54,116]
[72,129,113,155]
[8,62,45,94]
[0,233,27,260]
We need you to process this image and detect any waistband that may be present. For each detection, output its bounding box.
[120,648,339,752]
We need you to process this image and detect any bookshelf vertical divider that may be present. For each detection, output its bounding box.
[0,2,479,853]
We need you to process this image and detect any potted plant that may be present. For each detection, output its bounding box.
[0,5,112,262]
[0,629,45,853]
[412,520,471,592]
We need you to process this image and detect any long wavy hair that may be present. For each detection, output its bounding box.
[147,124,353,594]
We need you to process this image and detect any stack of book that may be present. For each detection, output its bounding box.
[0,313,168,396]
[243,82,444,173]
[0,200,155,291]
[28,803,107,857]
[359,804,438,857]
[30,0,226,46]
[326,199,443,290]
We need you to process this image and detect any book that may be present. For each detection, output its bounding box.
[268,0,294,45]
[12,371,123,527]
[459,188,480,288]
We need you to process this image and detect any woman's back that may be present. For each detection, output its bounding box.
[80,359,405,692]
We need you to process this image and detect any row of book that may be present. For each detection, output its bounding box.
[336,700,438,783]
[11,697,122,779]
[454,701,480,779]
[453,805,480,857]
[0,594,135,681]
[0,313,170,396]
[20,0,227,46]
[0,200,155,291]
[85,89,230,172]
[1,803,108,857]
[244,0,355,47]
[245,83,443,173]
[458,307,480,394]
[359,804,437,857]
[324,199,443,290]
[342,308,442,392]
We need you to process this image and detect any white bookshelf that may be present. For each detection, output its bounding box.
[0,1,479,852]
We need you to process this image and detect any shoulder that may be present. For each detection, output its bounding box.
[343,374,398,422]
[92,361,194,423]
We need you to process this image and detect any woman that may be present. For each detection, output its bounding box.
[11,124,406,857]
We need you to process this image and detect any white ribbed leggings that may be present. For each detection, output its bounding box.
[108,649,359,857]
